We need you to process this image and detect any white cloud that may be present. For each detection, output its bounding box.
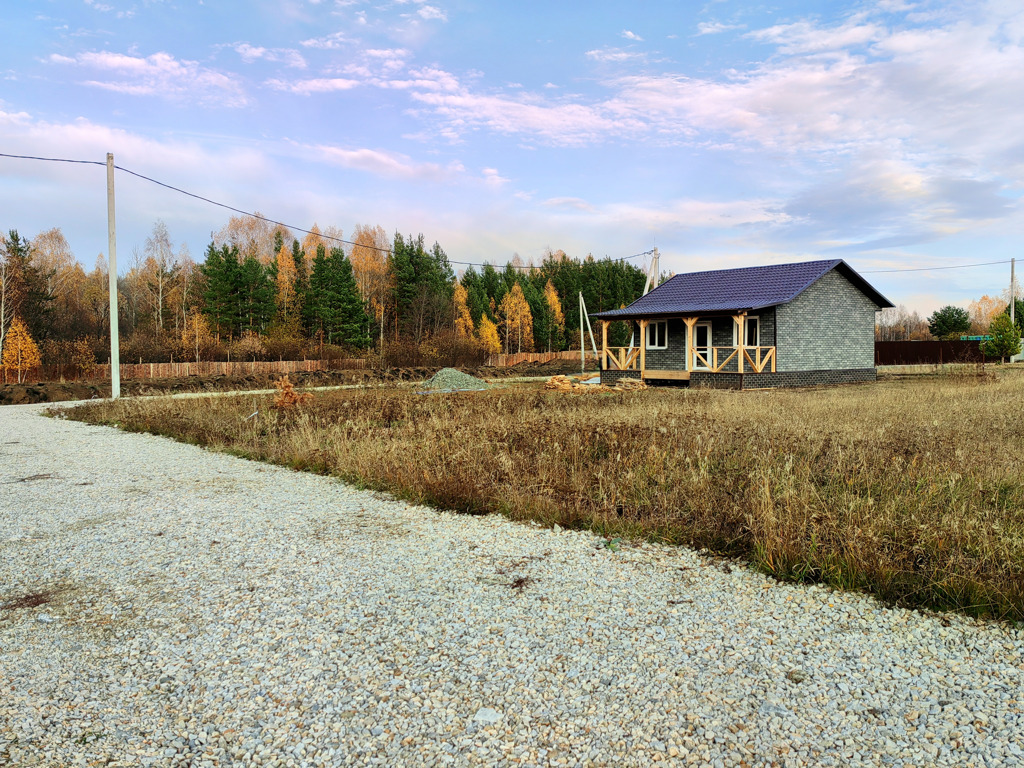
[417,5,447,22]
[300,31,349,49]
[233,43,307,69]
[585,47,646,63]
[49,51,248,107]
[621,30,643,41]
[266,77,360,94]
[696,21,741,35]
[311,144,462,180]
[544,197,595,212]
[482,167,508,187]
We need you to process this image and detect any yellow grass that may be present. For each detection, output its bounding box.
[67,368,1024,621]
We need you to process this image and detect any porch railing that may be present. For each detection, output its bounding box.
[603,346,641,370]
[603,345,777,373]
[692,346,776,373]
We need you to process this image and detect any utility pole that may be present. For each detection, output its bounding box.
[107,153,120,399]
[1012,257,1016,327]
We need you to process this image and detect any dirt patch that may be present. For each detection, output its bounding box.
[1,591,56,611]
[2,359,598,405]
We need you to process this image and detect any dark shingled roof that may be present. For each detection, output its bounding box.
[594,259,893,320]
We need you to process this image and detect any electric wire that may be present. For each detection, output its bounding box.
[1,152,1013,277]
[0,151,650,269]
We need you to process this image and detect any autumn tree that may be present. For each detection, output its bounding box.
[498,283,533,354]
[272,242,301,334]
[350,224,391,344]
[969,295,1004,335]
[477,314,501,356]
[453,281,474,337]
[214,213,292,265]
[142,219,177,332]
[542,279,565,351]
[2,316,41,383]
[182,310,213,363]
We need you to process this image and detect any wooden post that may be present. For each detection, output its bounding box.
[639,319,648,377]
[733,313,746,373]
[683,317,698,372]
[601,320,609,370]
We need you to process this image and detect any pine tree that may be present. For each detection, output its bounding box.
[981,313,1022,362]
[200,243,242,339]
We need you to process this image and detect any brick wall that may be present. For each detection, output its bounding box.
[775,269,878,372]
[689,368,876,389]
[600,370,643,386]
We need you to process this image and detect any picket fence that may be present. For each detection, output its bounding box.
[4,350,588,384]
[482,350,585,367]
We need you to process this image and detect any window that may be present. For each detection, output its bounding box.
[646,320,668,349]
[734,316,760,347]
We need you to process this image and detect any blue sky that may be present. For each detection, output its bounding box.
[2,0,1022,314]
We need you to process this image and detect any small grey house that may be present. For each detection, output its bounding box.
[593,259,894,389]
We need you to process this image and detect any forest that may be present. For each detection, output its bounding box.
[0,216,648,375]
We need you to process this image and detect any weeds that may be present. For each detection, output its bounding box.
[66,370,1024,621]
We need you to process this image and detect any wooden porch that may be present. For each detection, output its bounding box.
[600,314,777,379]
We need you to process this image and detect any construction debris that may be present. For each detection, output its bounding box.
[544,375,647,393]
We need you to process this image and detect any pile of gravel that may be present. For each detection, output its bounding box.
[420,367,491,391]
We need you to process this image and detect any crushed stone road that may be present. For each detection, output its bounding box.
[1,402,1022,767]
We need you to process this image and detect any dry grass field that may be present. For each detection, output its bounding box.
[66,368,1024,621]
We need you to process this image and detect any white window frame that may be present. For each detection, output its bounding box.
[734,316,760,348]
[646,320,668,350]
[691,321,712,370]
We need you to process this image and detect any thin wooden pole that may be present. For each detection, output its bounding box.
[639,319,648,378]
[601,320,609,369]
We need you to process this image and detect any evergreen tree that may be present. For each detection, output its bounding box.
[239,255,275,333]
[308,246,371,348]
[200,243,243,339]
[981,313,1022,362]
[2,230,53,343]
[927,305,971,339]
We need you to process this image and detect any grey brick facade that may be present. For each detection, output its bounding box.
[774,269,877,372]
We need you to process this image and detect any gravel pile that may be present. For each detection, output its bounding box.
[420,368,491,392]
[1,402,1022,767]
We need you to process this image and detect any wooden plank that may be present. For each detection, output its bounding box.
[639,319,648,375]
[683,317,698,372]
[733,314,746,373]
[643,369,691,380]
[601,321,609,371]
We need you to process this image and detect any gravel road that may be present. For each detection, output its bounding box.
[1,402,1022,768]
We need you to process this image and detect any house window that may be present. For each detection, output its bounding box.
[734,317,760,347]
[646,321,668,349]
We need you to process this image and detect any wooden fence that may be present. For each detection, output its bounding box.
[483,350,587,367]
[4,350,590,384]
[874,340,987,366]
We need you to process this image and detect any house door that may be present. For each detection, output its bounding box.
[691,322,712,370]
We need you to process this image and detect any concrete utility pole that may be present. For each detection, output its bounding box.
[106,153,120,399]
[1012,258,1016,327]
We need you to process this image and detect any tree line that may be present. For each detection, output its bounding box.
[0,217,647,377]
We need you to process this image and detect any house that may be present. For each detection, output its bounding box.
[593,259,894,389]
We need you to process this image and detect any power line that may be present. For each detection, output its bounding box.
[861,259,1012,274]
[0,151,650,269]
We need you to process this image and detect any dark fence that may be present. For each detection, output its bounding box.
[875,340,986,366]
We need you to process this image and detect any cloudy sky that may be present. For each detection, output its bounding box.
[2,0,1022,313]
